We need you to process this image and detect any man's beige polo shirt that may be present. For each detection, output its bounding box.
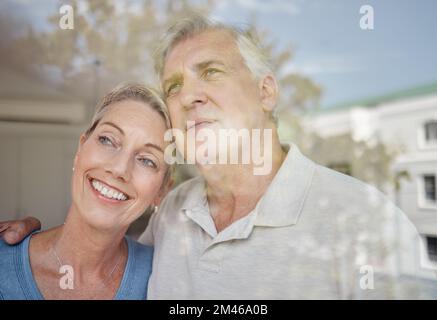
[139,144,434,299]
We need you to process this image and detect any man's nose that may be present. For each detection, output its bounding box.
[179,79,208,111]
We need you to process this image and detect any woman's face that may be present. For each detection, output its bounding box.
[71,100,168,230]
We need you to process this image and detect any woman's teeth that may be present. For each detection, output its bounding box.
[91,179,128,201]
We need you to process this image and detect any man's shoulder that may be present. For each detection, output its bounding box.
[169,175,204,195]
[311,163,395,213]
[141,175,204,240]
[162,175,204,210]
[315,164,383,196]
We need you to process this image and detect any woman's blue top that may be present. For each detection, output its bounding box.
[0,234,153,300]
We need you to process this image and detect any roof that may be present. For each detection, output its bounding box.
[318,82,437,114]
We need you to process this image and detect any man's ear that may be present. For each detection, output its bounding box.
[259,74,279,112]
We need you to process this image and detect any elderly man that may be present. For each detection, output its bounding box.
[1,15,433,299]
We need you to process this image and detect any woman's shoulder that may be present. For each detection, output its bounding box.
[0,236,27,269]
[0,235,32,299]
[0,237,15,252]
[127,237,153,264]
[0,238,15,272]
[115,237,153,300]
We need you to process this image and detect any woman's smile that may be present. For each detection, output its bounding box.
[87,175,132,205]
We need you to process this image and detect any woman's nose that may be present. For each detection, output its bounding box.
[105,151,132,182]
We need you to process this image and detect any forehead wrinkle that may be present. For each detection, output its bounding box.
[164,31,233,69]
[163,31,246,89]
[164,56,234,87]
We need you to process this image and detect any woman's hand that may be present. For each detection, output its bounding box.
[0,217,41,244]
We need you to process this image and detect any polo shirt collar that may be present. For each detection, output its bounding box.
[181,175,208,211]
[254,143,315,227]
[180,143,316,234]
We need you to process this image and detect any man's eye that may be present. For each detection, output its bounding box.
[166,83,181,97]
[203,68,221,78]
[138,157,157,169]
[98,135,114,146]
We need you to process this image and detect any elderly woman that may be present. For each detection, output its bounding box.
[0,83,171,299]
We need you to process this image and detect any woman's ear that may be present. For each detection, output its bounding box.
[153,178,174,207]
[74,133,87,168]
[259,74,279,112]
[79,133,87,147]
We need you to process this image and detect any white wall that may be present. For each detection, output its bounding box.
[0,121,86,229]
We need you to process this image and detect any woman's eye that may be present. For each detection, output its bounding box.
[138,157,157,169]
[98,135,114,146]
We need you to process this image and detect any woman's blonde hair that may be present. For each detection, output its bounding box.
[84,82,170,137]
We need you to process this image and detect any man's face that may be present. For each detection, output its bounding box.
[162,30,272,158]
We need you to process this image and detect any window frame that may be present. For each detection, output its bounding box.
[418,119,437,150]
[426,235,437,263]
[418,173,437,209]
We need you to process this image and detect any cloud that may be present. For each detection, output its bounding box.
[282,56,364,76]
[217,0,300,16]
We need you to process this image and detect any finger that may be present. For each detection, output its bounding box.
[0,223,10,234]
[3,230,20,244]
[1,217,41,244]
[0,221,11,230]
[23,217,41,232]
[3,221,28,244]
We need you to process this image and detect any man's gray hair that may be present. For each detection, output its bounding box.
[153,14,274,86]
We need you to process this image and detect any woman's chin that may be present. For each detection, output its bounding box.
[79,211,122,231]
[73,203,145,232]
